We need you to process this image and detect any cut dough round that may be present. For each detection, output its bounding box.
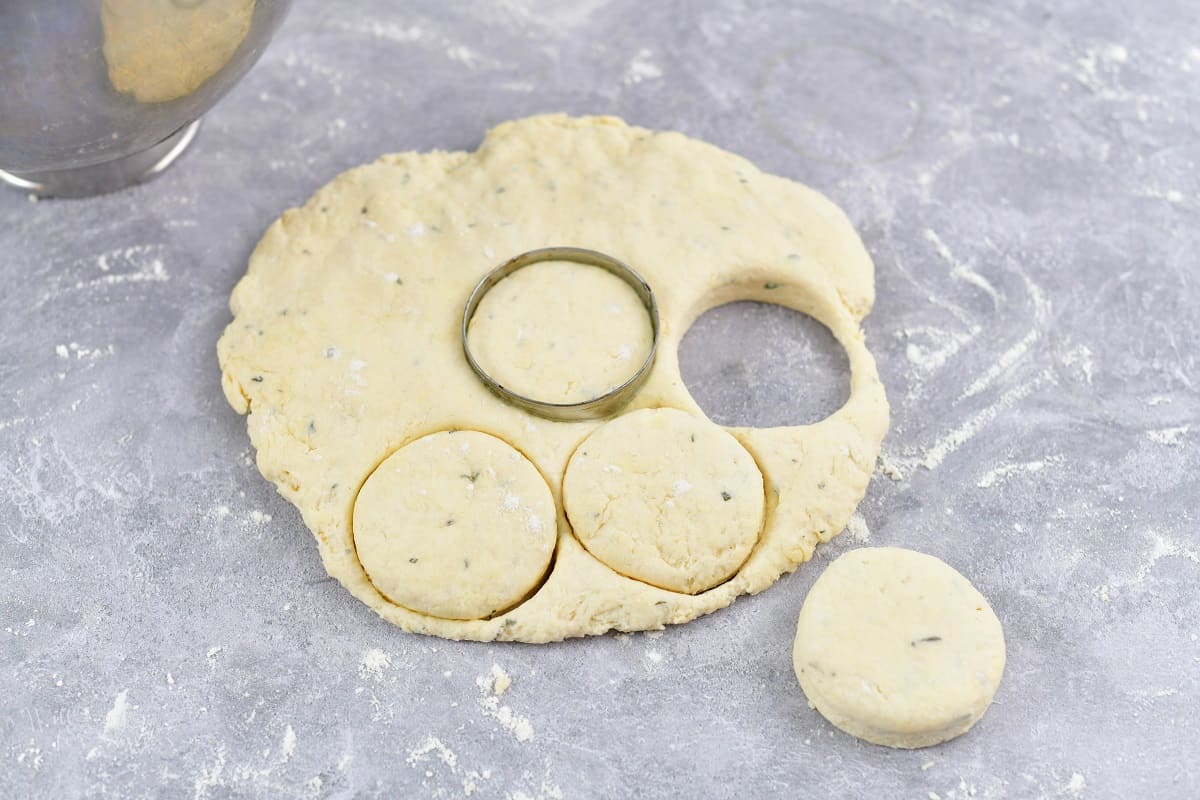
[466,260,653,404]
[792,547,1006,749]
[353,430,556,620]
[563,408,764,593]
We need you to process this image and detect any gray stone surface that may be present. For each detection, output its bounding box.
[2,0,1198,797]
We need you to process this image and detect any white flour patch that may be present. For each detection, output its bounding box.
[446,45,480,67]
[406,735,458,770]
[903,368,1052,472]
[206,646,223,669]
[1061,345,1095,385]
[1104,533,1200,594]
[192,745,227,799]
[102,690,129,734]
[476,667,534,741]
[977,458,1054,489]
[55,342,115,362]
[245,510,273,526]
[79,249,169,292]
[16,746,43,770]
[358,648,392,681]
[491,663,512,696]
[961,327,1040,400]
[900,325,980,374]
[1065,772,1086,796]
[923,228,999,305]
[280,725,297,763]
[624,49,663,85]
[878,450,906,481]
[1146,425,1188,446]
[337,20,425,44]
[845,512,871,542]
[405,734,495,796]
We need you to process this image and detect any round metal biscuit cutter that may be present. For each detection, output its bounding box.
[461,246,660,421]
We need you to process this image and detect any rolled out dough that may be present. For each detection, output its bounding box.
[217,114,890,642]
[792,547,1006,748]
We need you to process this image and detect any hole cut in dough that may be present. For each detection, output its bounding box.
[562,408,765,594]
[680,301,850,427]
[466,260,654,405]
[792,547,1006,749]
[352,430,557,620]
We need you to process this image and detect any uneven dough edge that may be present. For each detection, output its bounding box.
[217,114,890,642]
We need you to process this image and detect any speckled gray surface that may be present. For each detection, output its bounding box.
[3,1,1198,798]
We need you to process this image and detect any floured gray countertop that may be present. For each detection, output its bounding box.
[2,1,1198,797]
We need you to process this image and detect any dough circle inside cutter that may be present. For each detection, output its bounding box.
[466,259,655,407]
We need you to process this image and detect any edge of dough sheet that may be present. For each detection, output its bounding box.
[216,113,891,642]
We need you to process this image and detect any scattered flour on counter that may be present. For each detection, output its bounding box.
[280,726,296,763]
[246,510,273,525]
[977,459,1054,489]
[206,646,222,669]
[407,736,458,770]
[192,745,228,799]
[624,49,663,85]
[845,512,871,542]
[405,734,495,797]
[1146,425,1188,446]
[923,228,1000,305]
[358,649,392,681]
[1060,345,1095,385]
[103,690,128,734]
[1066,772,1086,796]
[478,696,534,742]
[476,665,533,742]
[55,342,116,362]
[492,664,512,696]
[16,746,42,770]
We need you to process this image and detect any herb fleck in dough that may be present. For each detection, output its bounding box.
[793,548,1006,748]
[217,114,890,642]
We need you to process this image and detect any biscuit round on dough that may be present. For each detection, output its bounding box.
[353,430,556,620]
[562,408,764,594]
[466,260,653,404]
[792,547,1006,749]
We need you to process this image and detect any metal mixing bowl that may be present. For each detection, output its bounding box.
[0,0,292,197]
